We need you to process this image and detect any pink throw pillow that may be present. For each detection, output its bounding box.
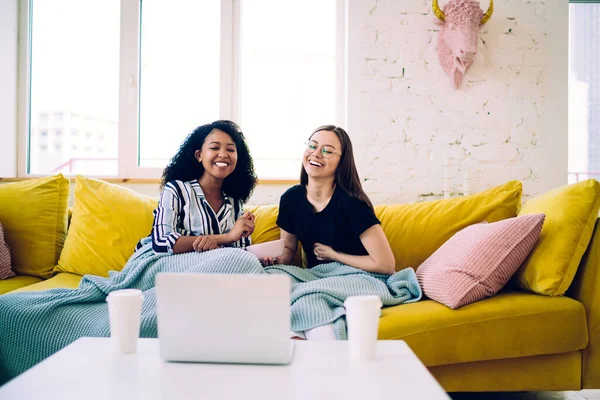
[416,214,545,309]
[0,222,15,280]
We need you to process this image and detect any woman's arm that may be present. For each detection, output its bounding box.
[150,184,184,255]
[173,211,255,254]
[263,187,299,266]
[172,233,234,254]
[313,224,395,274]
[231,202,255,249]
[262,228,298,266]
[278,228,298,265]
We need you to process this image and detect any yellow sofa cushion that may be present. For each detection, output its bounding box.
[0,174,70,279]
[375,180,523,271]
[513,179,600,296]
[246,205,280,244]
[378,290,587,367]
[0,276,43,295]
[54,176,157,277]
[11,272,83,293]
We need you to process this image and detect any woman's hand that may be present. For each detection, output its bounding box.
[241,211,255,222]
[314,243,337,262]
[260,257,280,267]
[192,236,218,252]
[228,217,255,242]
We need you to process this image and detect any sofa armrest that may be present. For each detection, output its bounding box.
[569,218,600,389]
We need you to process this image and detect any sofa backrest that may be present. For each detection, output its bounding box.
[373,180,522,272]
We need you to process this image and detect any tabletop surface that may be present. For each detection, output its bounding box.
[0,338,450,400]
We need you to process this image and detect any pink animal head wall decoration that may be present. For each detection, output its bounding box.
[433,0,494,89]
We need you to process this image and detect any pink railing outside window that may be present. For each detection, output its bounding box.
[52,158,118,176]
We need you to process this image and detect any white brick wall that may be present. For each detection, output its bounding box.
[249,0,569,206]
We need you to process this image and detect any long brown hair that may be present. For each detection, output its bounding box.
[300,125,374,211]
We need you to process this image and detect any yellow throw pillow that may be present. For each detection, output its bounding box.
[0,174,70,279]
[513,179,600,296]
[55,176,157,277]
[376,180,523,272]
[246,205,280,244]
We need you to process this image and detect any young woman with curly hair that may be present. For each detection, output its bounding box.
[135,120,258,255]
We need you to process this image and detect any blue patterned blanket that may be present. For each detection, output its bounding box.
[0,245,421,383]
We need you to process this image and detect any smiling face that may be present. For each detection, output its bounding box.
[195,129,238,181]
[302,130,342,180]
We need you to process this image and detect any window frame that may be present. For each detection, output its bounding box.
[567,0,600,184]
[16,0,346,181]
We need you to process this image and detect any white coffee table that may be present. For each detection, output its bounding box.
[0,338,450,399]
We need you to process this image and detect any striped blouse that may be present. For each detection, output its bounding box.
[136,180,250,255]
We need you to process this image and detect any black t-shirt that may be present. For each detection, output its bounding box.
[276,185,380,268]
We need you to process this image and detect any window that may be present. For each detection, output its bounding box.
[568,1,600,183]
[138,0,221,169]
[26,0,120,176]
[239,0,339,179]
[19,0,343,179]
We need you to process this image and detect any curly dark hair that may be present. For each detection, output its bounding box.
[161,120,257,203]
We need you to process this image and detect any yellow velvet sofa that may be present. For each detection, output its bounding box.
[0,175,599,393]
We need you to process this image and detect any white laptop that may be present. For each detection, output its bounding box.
[156,273,294,365]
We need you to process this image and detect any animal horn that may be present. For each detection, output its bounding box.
[481,0,494,24]
[432,0,445,22]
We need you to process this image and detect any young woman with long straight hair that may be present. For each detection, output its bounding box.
[265,125,395,340]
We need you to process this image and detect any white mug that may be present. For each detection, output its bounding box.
[106,289,144,354]
[344,295,382,361]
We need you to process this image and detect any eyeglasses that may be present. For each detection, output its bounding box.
[304,140,342,159]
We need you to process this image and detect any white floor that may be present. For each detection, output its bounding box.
[451,391,600,399]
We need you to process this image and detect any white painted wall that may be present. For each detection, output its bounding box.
[1,0,569,206]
